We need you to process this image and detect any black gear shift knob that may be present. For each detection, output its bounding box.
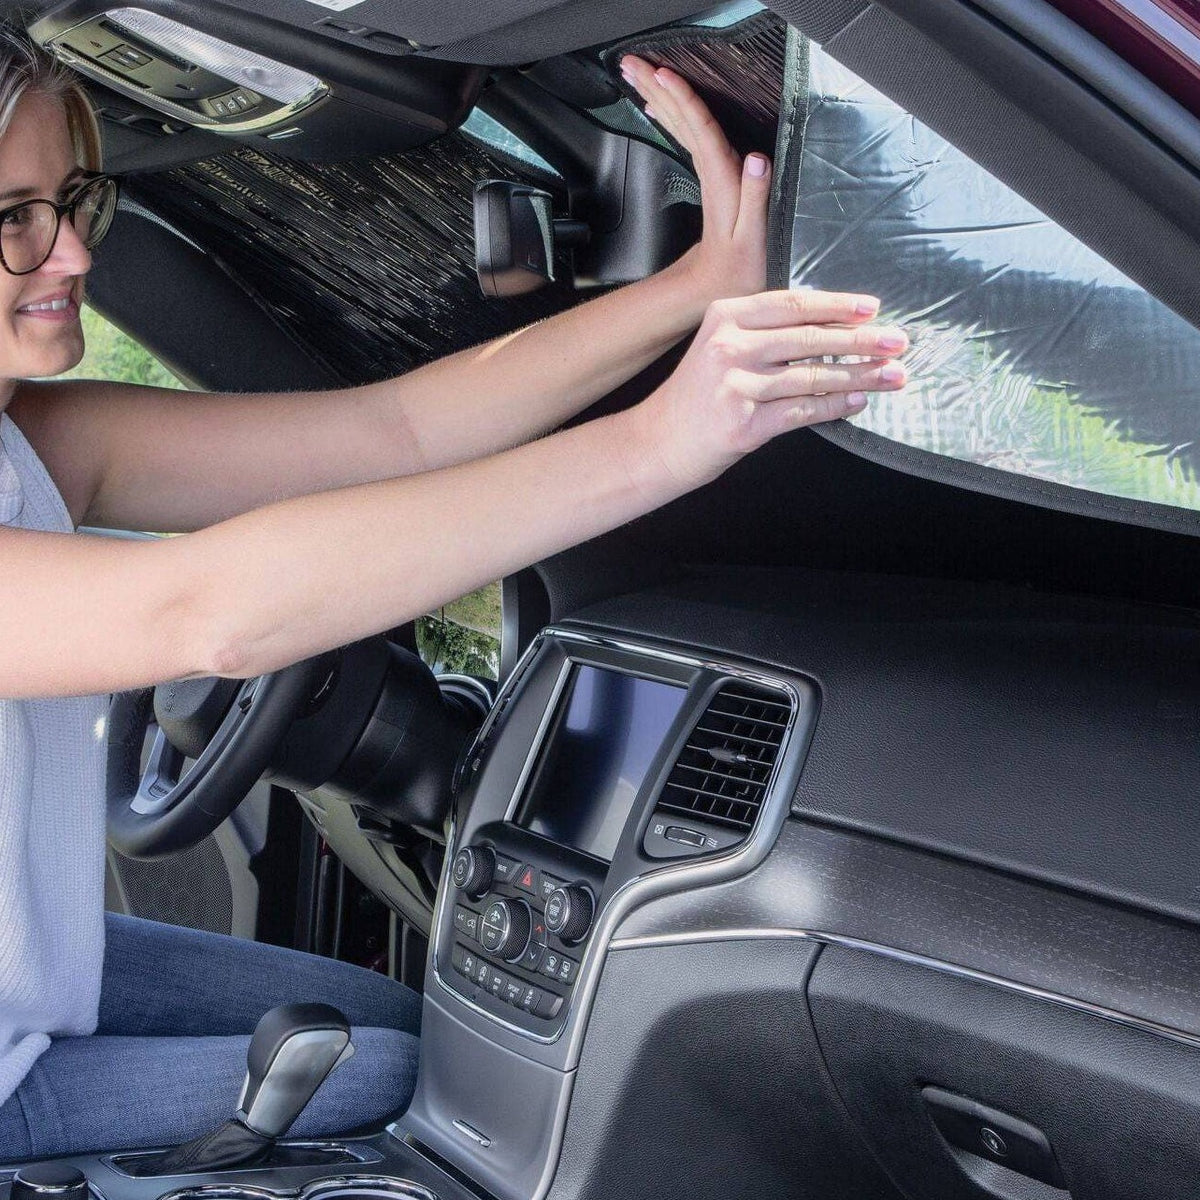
[235,1002,353,1138]
[11,1166,89,1200]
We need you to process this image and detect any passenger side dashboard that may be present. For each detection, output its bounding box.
[401,565,1200,1200]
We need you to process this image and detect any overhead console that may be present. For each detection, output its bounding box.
[30,2,486,161]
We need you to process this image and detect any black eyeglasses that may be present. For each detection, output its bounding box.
[0,173,119,276]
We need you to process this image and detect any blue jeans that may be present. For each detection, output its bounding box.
[0,914,423,1162]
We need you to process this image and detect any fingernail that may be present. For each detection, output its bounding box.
[847,392,868,409]
[854,297,880,316]
[877,332,907,352]
[879,365,906,384]
[654,67,671,86]
[746,154,768,178]
[644,106,657,120]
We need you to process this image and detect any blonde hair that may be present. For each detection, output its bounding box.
[0,24,102,170]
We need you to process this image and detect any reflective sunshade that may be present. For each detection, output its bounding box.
[132,132,575,385]
[788,45,1200,520]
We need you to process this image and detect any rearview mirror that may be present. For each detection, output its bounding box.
[473,180,587,297]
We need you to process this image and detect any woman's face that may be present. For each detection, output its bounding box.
[0,90,91,392]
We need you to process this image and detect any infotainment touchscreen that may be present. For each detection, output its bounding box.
[515,665,687,861]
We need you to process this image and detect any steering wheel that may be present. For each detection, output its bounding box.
[106,659,326,859]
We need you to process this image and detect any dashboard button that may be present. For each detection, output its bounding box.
[521,920,548,971]
[479,898,532,962]
[545,885,595,945]
[541,951,561,978]
[515,865,538,895]
[453,905,479,940]
[472,960,491,988]
[487,971,508,998]
[452,846,495,899]
[556,956,578,984]
[665,825,707,848]
[479,902,507,954]
[520,985,541,1012]
[460,951,477,979]
[493,855,522,884]
[503,978,525,1007]
[538,872,565,902]
[534,991,564,1020]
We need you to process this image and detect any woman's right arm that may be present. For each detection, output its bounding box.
[0,288,903,700]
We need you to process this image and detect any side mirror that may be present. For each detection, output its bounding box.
[473,179,588,297]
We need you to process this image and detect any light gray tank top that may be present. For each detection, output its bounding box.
[0,412,107,1108]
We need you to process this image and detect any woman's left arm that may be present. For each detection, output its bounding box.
[14,61,779,533]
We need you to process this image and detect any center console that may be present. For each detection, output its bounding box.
[399,625,817,1199]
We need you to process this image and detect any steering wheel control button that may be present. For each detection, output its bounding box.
[452,845,496,899]
[544,885,595,944]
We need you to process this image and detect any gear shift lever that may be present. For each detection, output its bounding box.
[141,1003,354,1176]
[236,1002,354,1136]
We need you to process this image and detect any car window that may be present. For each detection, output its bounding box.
[460,110,559,178]
[416,582,501,681]
[62,305,186,390]
[787,45,1200,515]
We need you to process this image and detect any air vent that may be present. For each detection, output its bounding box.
[658,682,791,833]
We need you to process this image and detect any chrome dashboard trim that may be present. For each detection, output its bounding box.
[609,927,1200,1053]
[155,1177,436,1200]
[430,625,814,1062]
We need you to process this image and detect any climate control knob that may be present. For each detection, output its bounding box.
[451,845,495,899]
[544,885,595,945]
[479,898,532,963]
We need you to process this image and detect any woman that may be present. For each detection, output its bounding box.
[0,28,907,1160]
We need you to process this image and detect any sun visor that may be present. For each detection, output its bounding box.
[771,35,1200,535]
[130,134,576,385]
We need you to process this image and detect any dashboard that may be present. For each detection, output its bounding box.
[47,565,1200,1200]
[393,564,1200,1200]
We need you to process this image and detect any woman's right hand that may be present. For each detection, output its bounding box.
[633,288,909,491]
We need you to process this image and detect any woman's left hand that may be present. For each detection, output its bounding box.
[620,54,771,306]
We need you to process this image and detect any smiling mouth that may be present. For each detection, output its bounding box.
[18,297,72,314]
